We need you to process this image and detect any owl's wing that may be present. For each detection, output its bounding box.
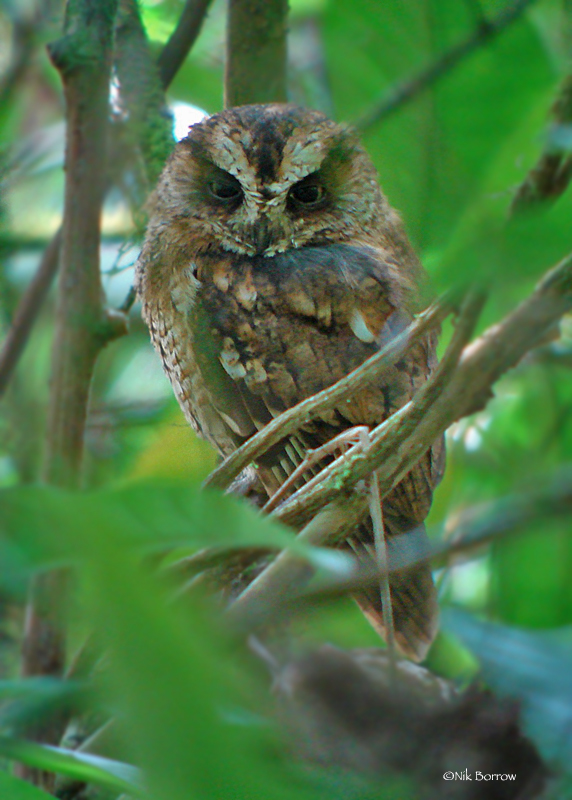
[194,245,440,487]
[189,244,442,661]
[140,241,442,661]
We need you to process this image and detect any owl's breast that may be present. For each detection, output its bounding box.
[186,243,425,434]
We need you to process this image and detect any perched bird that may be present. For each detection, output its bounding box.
[136,104,444,661]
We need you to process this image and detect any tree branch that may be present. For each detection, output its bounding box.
[0,229,61,398]
[204,292,455,491]
[43,4,125,487]
[157,0,213,90]
[226,491,369,633]
[114,0,174,207]
[0,0,201,399]
[292,470,572,607]
[273,289,486,529]
[19,2,120,787]
[222,252,572,633]
[276,252,572,529]
[225,0,289,107]
[355,0,539,130]
[228,468,572,632]
[510,73,572,214]
[433,470,572,566]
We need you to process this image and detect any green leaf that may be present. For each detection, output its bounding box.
[0,480,302,565]
[0,770,52,800]
[77,511,325,800]
[322,0,556,258]
[443,610,572,767]
[0,678,88,728]
[492,517,572,628]
[0,738,142,796]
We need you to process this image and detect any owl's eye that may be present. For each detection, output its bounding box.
[289,181,325,207]
[208,176,243,202]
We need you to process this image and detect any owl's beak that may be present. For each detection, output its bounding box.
[252,216,271,255]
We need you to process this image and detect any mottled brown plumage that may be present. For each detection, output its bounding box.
[136,104,444,660]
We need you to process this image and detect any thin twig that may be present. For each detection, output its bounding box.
[434,469,572,566]
[510,73,572,215]
[227,446,572,636]
[224,293,484,634]
[369,473,396,673]
[355,0,538,130]
[0,229,61,398]
[204,293,455,491]
[261,469,572,621]
[303,468,572,600]
[157,0,213,90]
[262,426,369,513]
[209,254,572,637]
[272,251,572,536]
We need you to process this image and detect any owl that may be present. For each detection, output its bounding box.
[136,104,444,661]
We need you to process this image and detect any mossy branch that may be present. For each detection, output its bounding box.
[225,0,289,107]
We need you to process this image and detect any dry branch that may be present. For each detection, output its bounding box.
[227,468,572,632]
[287,468,572,613]
[225,0,289,107]
[355,0,538,130]
[274,253,572,529]
[227,491,369,633]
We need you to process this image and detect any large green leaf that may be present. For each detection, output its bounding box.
[0,678,87,729]
[492,517,572,627]
[0,770,51,800]
[443,610,572,766]
[0,480,305,567]
[322,0,557,262]
[0,738,141,796]
[74,503,336,800]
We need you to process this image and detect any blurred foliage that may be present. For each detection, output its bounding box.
[1,0,572,797]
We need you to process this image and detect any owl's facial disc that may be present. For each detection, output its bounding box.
[192,159,332,255]
[173,104,382,256]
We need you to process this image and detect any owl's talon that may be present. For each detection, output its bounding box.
[263,425,371,513]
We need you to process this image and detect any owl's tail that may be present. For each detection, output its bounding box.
[349,517,438,663]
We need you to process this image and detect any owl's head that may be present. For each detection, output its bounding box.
[152,104,389,257]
